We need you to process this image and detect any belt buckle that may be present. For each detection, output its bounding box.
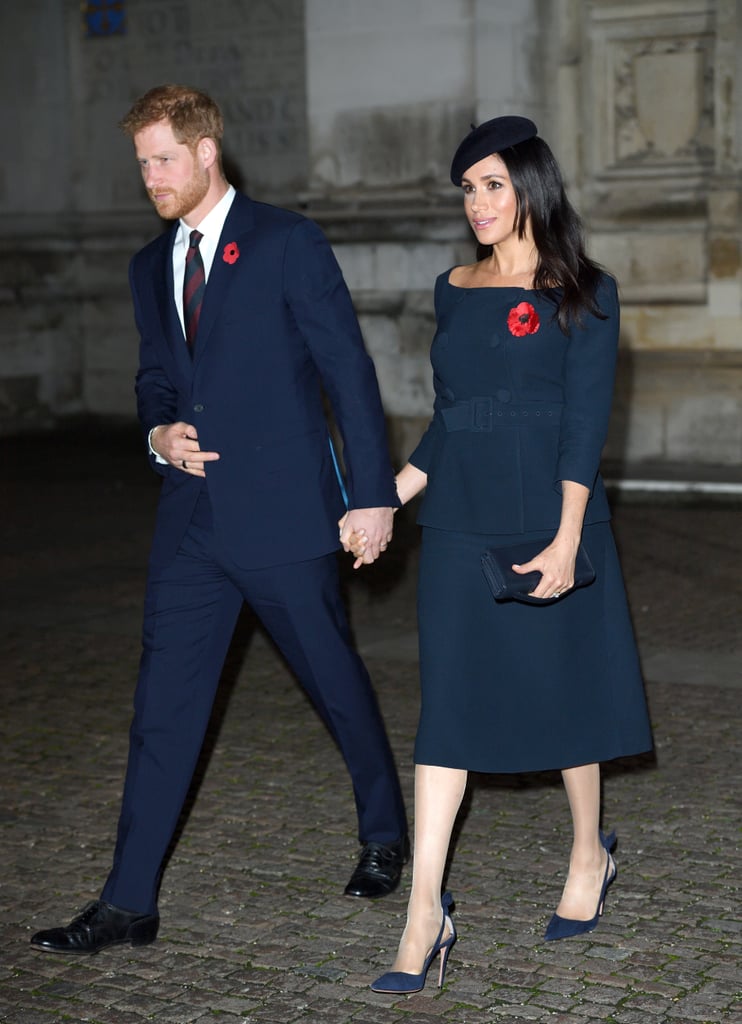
[470,397,493,432]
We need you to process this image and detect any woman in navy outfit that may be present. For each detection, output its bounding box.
[346,117,653,994]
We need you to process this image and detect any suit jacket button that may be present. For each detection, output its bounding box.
[193,404,205,413]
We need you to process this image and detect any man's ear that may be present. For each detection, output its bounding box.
[197,137,218,170]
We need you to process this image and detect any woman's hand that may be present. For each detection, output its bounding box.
[511,535,579,600]
[512,480,590,599]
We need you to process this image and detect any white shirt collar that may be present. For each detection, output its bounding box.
[176,184,236,249]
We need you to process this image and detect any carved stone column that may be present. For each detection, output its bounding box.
[708,0,742,338]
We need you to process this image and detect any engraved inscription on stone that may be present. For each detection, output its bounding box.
[78,0,308,208]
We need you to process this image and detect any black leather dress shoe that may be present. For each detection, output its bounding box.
[30,900,159,954]
[344,836,410,899]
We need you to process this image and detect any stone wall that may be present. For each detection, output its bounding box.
[1,0,740,469]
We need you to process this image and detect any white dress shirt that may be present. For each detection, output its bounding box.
[172,184,236,335]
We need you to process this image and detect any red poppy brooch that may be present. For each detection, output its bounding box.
[222,241,240,265]
[507,302,540,337]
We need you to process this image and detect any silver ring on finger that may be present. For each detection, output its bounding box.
[553,591,561,598]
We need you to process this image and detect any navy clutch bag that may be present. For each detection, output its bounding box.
[481,540,595,605]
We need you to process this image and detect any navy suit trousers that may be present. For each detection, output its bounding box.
[101,488,407,914]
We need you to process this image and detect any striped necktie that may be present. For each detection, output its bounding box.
[183,229,205,353]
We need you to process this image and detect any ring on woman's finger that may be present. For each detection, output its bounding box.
[553,590,561,597]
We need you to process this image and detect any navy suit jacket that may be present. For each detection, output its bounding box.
[131,191,398,569]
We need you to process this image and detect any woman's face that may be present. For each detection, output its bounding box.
[460,153,522,247]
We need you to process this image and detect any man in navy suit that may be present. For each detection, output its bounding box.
[30,85,408,955]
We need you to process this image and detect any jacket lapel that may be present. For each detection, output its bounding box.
[148,224,193,382]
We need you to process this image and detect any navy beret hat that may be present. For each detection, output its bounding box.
[450,116,538,185]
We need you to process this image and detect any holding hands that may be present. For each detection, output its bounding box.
[339,507,394,570]
[338,464,428,569]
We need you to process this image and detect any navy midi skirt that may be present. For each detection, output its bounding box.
[414,522,653,773]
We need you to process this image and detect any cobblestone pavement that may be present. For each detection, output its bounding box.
[2,426,740,1024]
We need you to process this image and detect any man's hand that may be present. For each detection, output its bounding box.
[340,521,372,570]
[339,507,394,569]
[150,422,220,478]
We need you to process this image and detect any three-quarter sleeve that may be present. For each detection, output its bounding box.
[409,411,444,473]
[554,275,620,495]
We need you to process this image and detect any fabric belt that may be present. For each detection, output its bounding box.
[440,397,563,433]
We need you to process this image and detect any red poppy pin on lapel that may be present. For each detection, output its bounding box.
[507,302,540,337]
[222,242,240,265]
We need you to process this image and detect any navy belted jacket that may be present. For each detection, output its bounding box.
[409,271,619,535]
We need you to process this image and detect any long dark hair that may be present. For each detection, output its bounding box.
[476,136,606,332]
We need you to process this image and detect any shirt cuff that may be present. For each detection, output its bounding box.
[148,427,169,465]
